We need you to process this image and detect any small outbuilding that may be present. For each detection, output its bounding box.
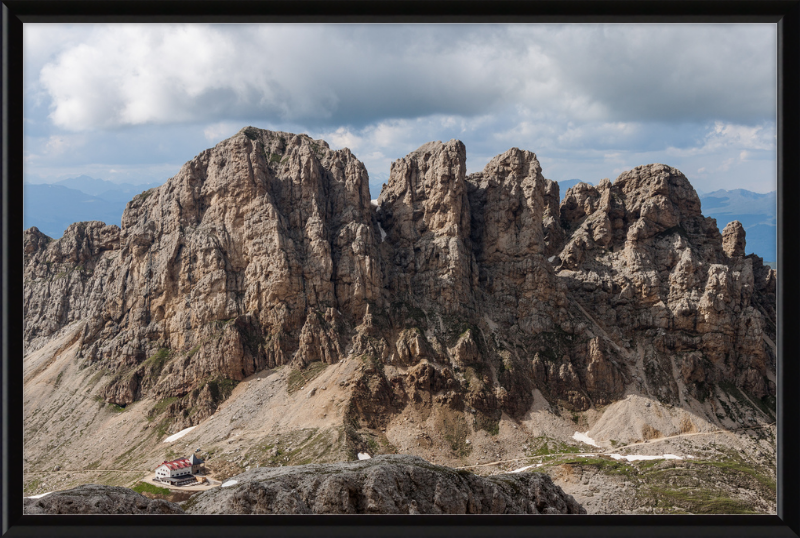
[189,453,205,474]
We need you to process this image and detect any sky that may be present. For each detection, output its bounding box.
[23,23,778,197]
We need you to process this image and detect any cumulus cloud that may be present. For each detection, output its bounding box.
[23,23,777,196]
[541,24,776,124]
[203,122,241,142]
[29,23,776,132]
[666,121,776,157]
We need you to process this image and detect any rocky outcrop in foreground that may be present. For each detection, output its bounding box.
[23,484,184,514]
[22,458,584,515]
[185,455,585,514]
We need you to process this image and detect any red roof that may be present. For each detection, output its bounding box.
[157,457,192,471]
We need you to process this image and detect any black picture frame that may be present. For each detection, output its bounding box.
[2,1,798,537]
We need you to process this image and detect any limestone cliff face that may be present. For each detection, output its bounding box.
[24,127,380,421]
[377,140,474,310]
[23,129,776,436]
[552,165,776,405]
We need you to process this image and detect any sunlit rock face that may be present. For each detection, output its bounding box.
[23,130,776,433]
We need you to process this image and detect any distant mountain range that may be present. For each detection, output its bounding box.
[23,176,162,239]
[696,189,775,263]
[556,181,776,263]
[556,179,588,193]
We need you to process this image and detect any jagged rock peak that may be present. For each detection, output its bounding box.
[722,220,747,258]
[553,162,775,403]
[613,164,703,237]
[478,146,543,182]
[376,139,474,309]
[558,162,718,257]
[378,139,469,239]
[24,126,382,415]
[236,125,329,146]
[466,146,552,260]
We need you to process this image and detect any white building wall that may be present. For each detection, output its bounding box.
[155,461,193,480]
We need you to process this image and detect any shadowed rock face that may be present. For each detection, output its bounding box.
[185,455,586,514]
[23,484,184,514]
[23,129,776,434]
[553,165,776,404]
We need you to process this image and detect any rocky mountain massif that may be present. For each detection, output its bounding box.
[23,127,777,514]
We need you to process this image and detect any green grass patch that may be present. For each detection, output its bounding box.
[527,435,581,457]
[694,460,776,492]
[563,457,636,478]
[154,418,171,440]
[636,458,664,470]
[24,479,42,495]
[647,486,757,514]
[132,482,171,496]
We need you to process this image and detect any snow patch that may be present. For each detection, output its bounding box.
[377,223,387,242]
[163,426,196,443]
[548,256,556,263]
[608,453,685,462]
[370,199,379,207]
[221,479,238,488]
[510,464,542,473]
[573,431,600,447]
[357,452,371,460]
[26,492,52,499]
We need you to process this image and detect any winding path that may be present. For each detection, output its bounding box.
[455,422,775,470]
